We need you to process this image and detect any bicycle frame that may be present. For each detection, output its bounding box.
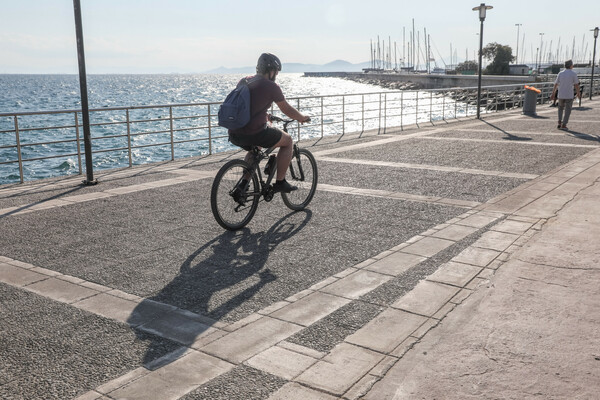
[235,117,297,203]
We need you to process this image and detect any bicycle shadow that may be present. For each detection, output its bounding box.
[127,209,312,368]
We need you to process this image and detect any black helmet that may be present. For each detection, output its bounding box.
[256,53,282,74]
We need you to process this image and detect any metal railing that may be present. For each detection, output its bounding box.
[2,80,597,185]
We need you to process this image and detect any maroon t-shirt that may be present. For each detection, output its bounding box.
[230,75,285,135]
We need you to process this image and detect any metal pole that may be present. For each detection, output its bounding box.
[591,30,598,100]
[208,104,213,154]
[14,116,24,183]
[169,107,174,161]
[476,18,484,119]
[73,0,96,185]
[126,109,132,166]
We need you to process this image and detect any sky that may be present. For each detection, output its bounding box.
[0,0,599,74]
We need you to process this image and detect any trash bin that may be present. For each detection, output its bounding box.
[523,85,541,116]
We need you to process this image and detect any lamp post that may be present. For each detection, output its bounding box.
[590,27,599,100]
[515,23,522,65]
[472,3,493,119]
[73,0,96,185]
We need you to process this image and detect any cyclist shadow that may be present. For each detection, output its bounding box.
[127,209,312,368]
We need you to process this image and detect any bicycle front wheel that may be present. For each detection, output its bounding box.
[282,148,318,211]
[211,160,260,230]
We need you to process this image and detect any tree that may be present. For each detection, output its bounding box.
[482,43,514,75]
[456,60,478,73]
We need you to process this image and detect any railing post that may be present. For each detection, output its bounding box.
[342,96,346,135]
[454,92,458,119]
[320,97,324,138]
[430,91,433,124]
[400,91,404,131]
[74,112,82,174]
[442,91,446,121]
[383,93,387,133]
[378,93,382,134]
[297,98,301,141]
[169,106,175,161]
[415,91,419,127]
[126,109,132,167]
[361,94,365,133]
[208,104,213,155]
[14,116,24,184]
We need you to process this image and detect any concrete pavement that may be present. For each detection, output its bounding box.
[1,100,599,399]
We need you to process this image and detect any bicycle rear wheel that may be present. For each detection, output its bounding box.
[282,148,318,211]
[211,160,260,230]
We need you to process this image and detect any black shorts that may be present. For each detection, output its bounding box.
[229,126,283,151]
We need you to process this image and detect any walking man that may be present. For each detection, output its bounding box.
[550,60,581,130]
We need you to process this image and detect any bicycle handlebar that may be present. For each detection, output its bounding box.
[269,115,311,132]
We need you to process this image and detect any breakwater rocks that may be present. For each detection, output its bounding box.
[342,75,423,90]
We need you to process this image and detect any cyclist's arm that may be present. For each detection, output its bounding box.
[275,100,310,123]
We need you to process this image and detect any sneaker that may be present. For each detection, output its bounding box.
[557,121,562,129]
[272,179,297,193]
[560,124,568,130]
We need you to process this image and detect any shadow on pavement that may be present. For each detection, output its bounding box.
[127,210,312,367]
[482,120,533,141]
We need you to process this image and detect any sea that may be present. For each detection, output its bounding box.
[0,73,448,185]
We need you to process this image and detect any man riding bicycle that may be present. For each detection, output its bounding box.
[228,53,310,193]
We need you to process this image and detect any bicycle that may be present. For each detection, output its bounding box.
[211,116,318,230]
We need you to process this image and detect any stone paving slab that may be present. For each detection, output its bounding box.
[391,280,460,317]
[295,342,384,396]
[201,316,304,364]
[268,382,337,400]
[245,345,319,380]
[426,261,482,287]
[363,251,427,276]
[107,350,234,400]
[400,236,455,257]
[345,308,427,353]
[320,269,393,299]
[270,291,351,326]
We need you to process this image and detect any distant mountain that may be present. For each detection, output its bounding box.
[205,60,371,74]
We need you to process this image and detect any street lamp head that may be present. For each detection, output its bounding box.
[594,27,599,39]
[472,3,493,21]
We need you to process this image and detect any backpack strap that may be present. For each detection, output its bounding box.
[242,75,271,122]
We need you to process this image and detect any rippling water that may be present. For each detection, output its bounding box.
[0,73,460,184]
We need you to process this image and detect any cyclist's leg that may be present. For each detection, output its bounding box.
[274,132,293,181]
